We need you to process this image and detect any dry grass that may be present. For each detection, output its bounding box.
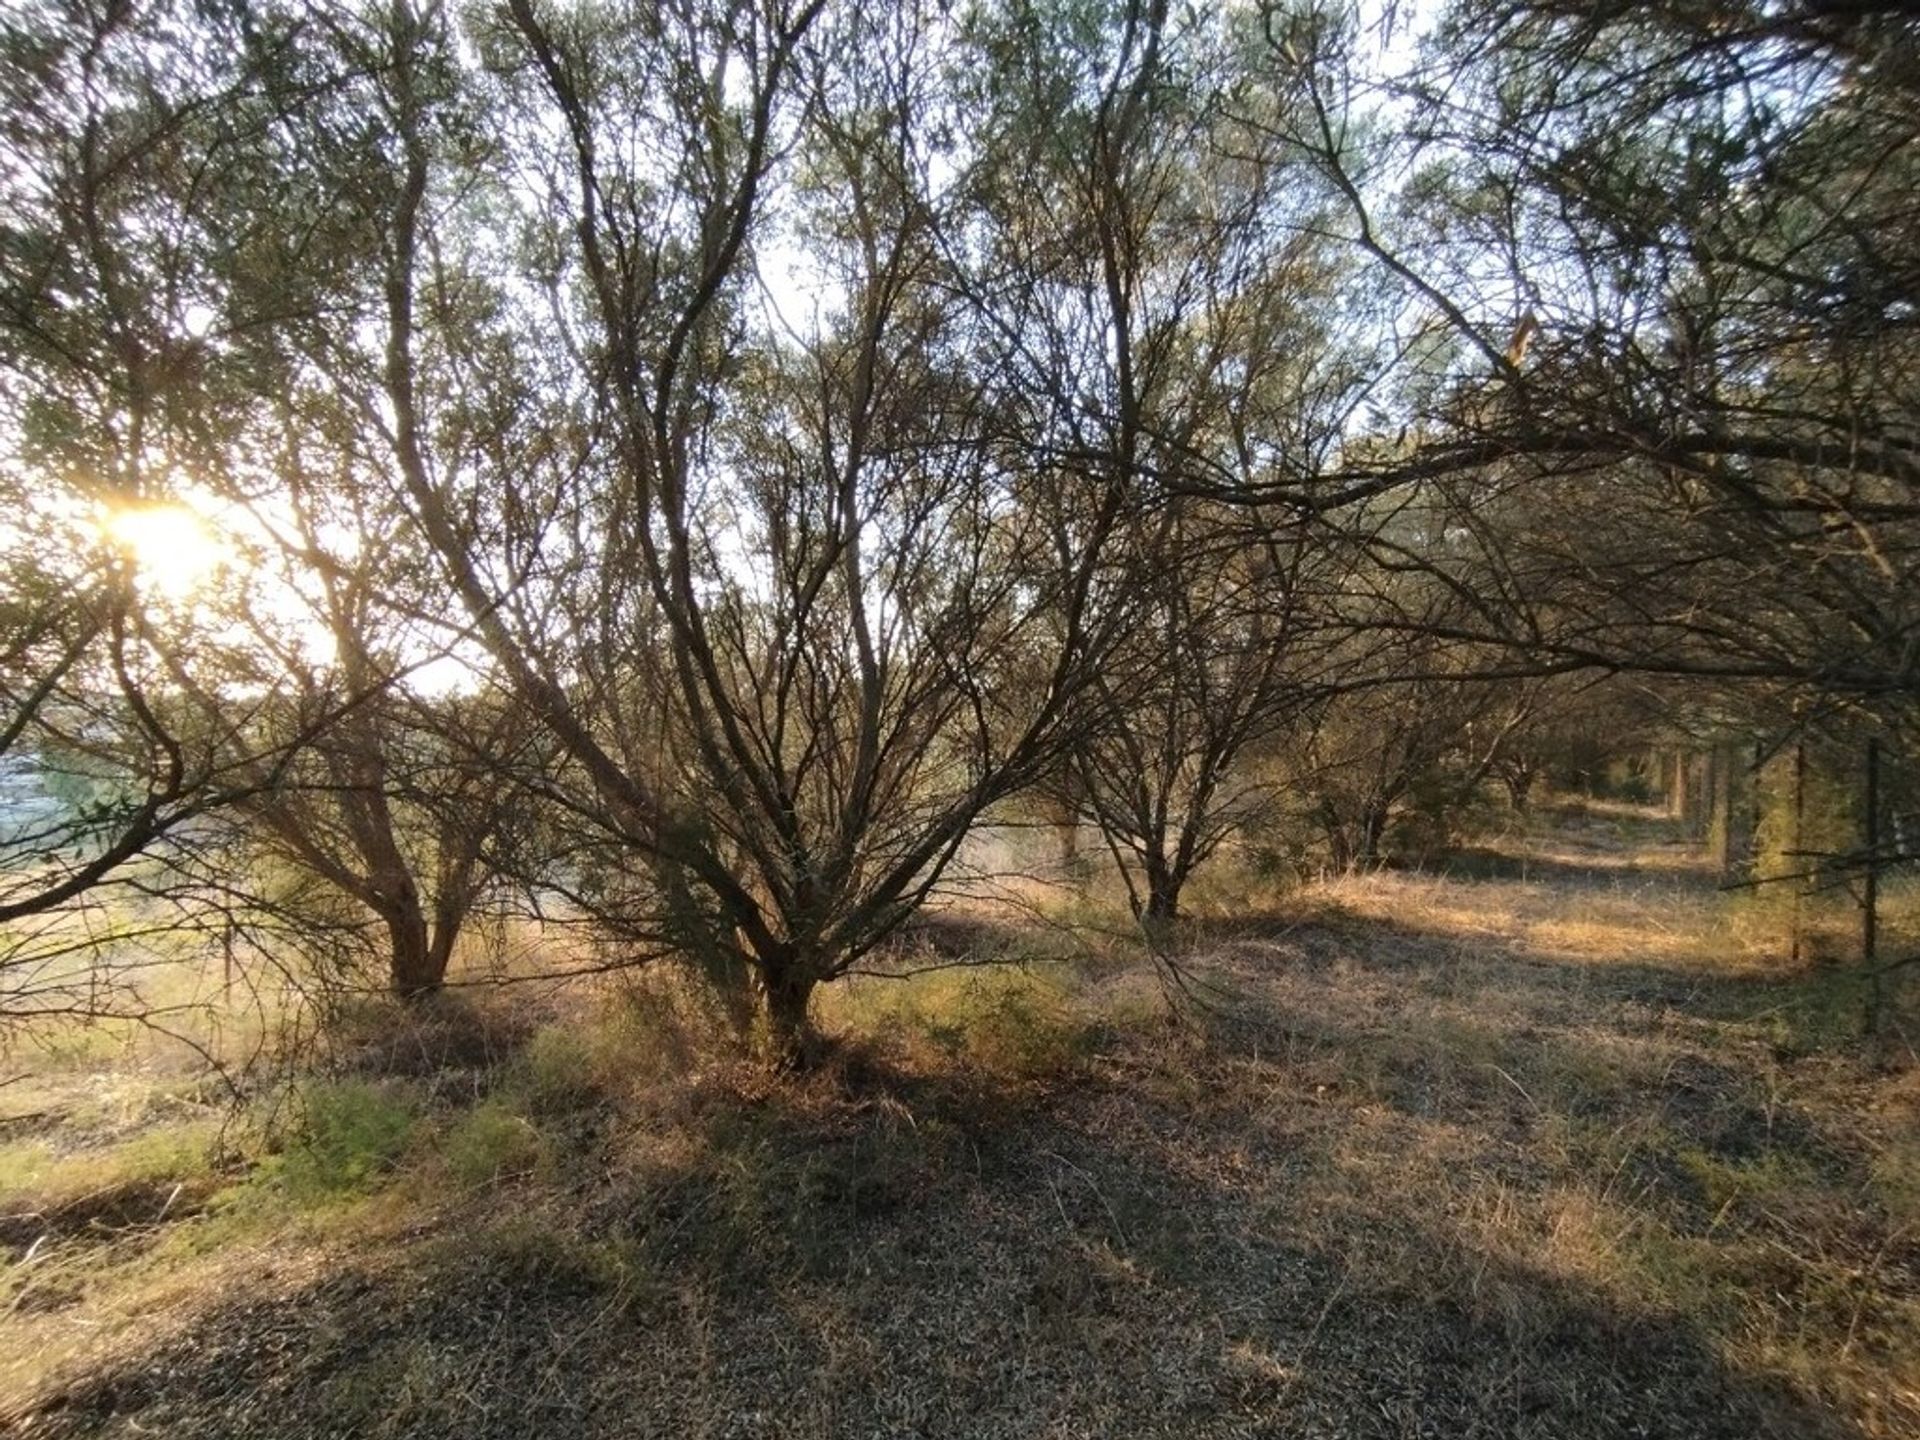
[2,800,1916,1438]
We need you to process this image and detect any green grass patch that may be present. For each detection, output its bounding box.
[511,1024,602,1111]
[441,1101,549,1189]
[266,1081,418,1202]
[1672,1143,1819,1216]
[0,1121,222,1210]
[832,964,1098,1083]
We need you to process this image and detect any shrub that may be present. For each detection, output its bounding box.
[443,1102,548,1188]
[960,970,1087,1079]
[514,1024,600,1111]
[277,1081,417,1199]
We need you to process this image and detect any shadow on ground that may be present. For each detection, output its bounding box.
[7,831,1911,1440]
[8,1048,1867,1440]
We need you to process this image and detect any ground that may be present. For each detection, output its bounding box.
[1,802,1915,1438]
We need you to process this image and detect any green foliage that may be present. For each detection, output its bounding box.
[1393,763,1505,861]
[1673,1145,1818,1217]
[840,965,1093,1082]
[442,1102,548,1188]
[1868,1142,1920,1221]
[600,969,751,1079]
[957,969,1090,1079]
[512,1023,601,1111]
[28,736,136,828]
[274,1082,417,1200]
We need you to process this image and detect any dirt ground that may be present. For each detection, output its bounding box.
[2,804,1916,1438]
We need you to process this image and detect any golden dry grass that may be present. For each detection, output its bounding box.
[2,800,1916,1438]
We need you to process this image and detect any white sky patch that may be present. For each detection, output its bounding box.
[754,232,840,338]
[408,648,489,698]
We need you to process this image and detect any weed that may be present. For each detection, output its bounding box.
[441,1101,548,1189]
[1671,1144,1819,1221]
[513,1024,600,1111]
[830,964,1095,1083]
[954,970,1088,1079]
[272,1081,417,1201]
[595,966,747,1081]
[1868,1140,1920,1219]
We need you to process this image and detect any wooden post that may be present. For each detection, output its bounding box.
[1864,737,1880,968]
[1728,748,1743,875]
[1790,741,1806,965]
[1702,747,1720,851]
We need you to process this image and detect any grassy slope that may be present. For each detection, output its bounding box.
[1,802,1916,1438]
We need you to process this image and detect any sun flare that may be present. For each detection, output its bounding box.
[100,503,222,599]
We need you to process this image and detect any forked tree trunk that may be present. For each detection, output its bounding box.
[1136,846,1183,924]
[385,903,444,1000]
[760,962,820,1071]
[1357,801,1390,866]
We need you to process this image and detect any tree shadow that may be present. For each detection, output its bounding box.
[8,835,1900,1439]
[5,1047,1872,1440]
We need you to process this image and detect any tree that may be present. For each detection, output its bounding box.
[212,466,533,1000]
[306,0,1142,1063]
[0,0,354,1022]
[1249,2,1920,726]
[1065,502,1339,919]
[956,0,1368,921]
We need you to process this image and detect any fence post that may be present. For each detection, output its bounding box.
[1790,741,1806,964]
[1864,737,1880,969]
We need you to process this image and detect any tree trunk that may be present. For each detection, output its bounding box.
[1141,872,1181,923]
[1132,844,1184,923]
[1319,798,1353,873]
[1692,751,1713,839]
[761,962,820,1072]
[384,901,443,1000]
[1503,765,1536,813]
[1712,743,1735,875]
[1790,741,1806,964]
[1358,801,1389,866]
[1049,790,1081,877]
